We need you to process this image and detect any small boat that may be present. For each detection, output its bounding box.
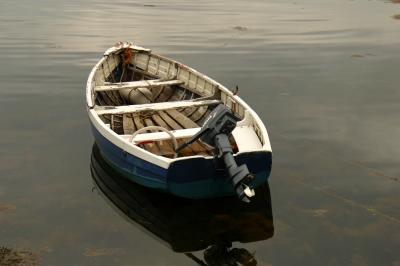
[90,143,274,264]
[86,42,272,201]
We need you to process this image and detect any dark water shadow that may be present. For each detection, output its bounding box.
[90,143,274,265]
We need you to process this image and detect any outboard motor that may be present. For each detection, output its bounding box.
[176,104,255,202]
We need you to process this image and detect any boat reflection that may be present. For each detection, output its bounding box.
[90,143,274,265]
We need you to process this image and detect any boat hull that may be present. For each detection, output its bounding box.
[91,124,272,199]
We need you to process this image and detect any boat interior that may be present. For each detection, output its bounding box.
[91,47,264,158]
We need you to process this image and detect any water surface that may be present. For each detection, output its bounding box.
[1,0,400,265]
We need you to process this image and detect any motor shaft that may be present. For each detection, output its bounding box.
[215,134,255,202]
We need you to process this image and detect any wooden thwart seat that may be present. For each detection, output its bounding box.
[95,79,184,92]
[94,99,220,115]
[124,128,201,143]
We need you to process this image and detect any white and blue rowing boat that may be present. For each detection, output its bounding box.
[86,42,272,201]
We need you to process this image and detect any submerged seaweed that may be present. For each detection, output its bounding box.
[0,246,39,266]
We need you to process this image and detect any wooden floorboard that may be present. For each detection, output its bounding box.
[132,116,159,155]
[161,111,210,156]
[189,105,208,122]
[158,111,183,130]
[174,139,197,157]
[154,113,209,157]
[151,113,170,130]
[154,113,194,157]
[143,117,175,158]
[165,109,199,129]
[122,114,135,134]
[185,139,210,156]
[181,106,197,117]
[133,116,145,129]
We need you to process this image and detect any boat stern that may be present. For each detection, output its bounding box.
[166,151,272,199]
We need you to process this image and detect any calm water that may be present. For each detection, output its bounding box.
[1,0,400,265]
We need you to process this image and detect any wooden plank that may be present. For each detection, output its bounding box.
[95,99,220,115]
[158,111,209,156]
[158,111,182,130]
[151,113,171,129]
[95,79,184,92]
[178,138,211,156]
[153,112,193,156]
[175,139,195,157]
[165,109,199,129]
[189,140,210,156]
[133,116,145,129]
[181,106,197,117]
[181,105,208,122]
[189,105,208,122]
[164,109,211,155]
[143,118,163,156]
[156,112,200,156]
[152,113,192,157]
[144,117,175,158]
[132,116,159,155]
[122,114,135,134]
[125,128,202,142]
